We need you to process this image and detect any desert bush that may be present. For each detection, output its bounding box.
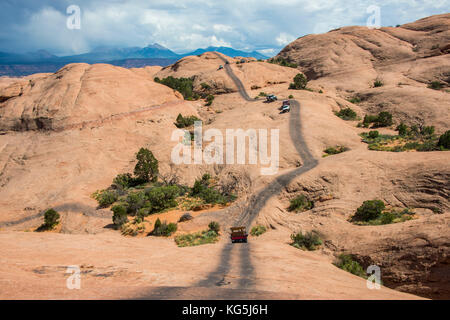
[288,195,314,212]
[200,82,211,90]
[38,209,60,231]
[290,230,322,251]
[374,111,393,127]
[289,73,308,90]
[205,94,215,106]
[150,218,177,236]
[363,114,378,126]
[323,146,349,156]
[191,174,230,205]
[421,126,435,136]
[175,229,219,247]
[175,113,201,128]
[268,57,298,68]
[336,108,357,120]
[374,79,384,87]
[348,96,361,104]
[134,148,159,183]
[208,221,220,234]
[250,225,267,237]
[368,130,379,139]
[112,173,137,189]
[334,254,366,278]
[351,200,385,222]
[146,185,180,213]
[92,189,118,208]
[125,191,148,215]
[428,81,442,90]
[154,76,196,100]
[288,94,294,99]
[396,123,408,136]
[438,130,450,149]
[259,92,267,97]
[112,204,128,228]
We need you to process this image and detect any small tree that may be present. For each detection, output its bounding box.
[134,148,159,183]
[112,205,127,228]
[289,73,308,90]
[396,123,408,136]
[39,209,60,231]
[368,130,379,139]
[375,112,393,127]
[208,221,220,234]
[352,200,385,222]
[438,130,450,149]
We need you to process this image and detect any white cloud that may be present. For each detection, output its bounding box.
[276,33,296,46]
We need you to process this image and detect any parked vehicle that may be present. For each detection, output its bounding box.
[230,226,248,243]
[282,100,290,106]
[280,105,291,113]
[266,94,277,102]
[218,65,224,70]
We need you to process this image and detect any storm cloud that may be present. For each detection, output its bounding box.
[0,0,448,56]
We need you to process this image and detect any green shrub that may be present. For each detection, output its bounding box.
[268,57,298,68]
[363,114,378,125]
[374,111,393,127]
[112,205,128,228]
[289,73,308,90]
[208,221,220,234]
[290,230,322,251]
[134,148,159,183]
[92,189,118,208]
[38,209,60,231]
[348,96,361,104]
[438,130,450,149]
[175,113,201,128]
[351,200,385,222]
[175,229,219,247]
[250,225,267,236]
[259,92,267,97]
[336,108,357,120]
[112,173,136,189]
[125,191,148,215]
[428,81,442,90]
[190,174,231,205]
[150,218,177,236]
[334,254,366,278]
[288,195,314,212]
[200,82,211,90]
[421,126,435,136]
[205,95,215,106]
[146,185,180,213]
[396,123,408,136]
[368,130,379,139]
[374,79,384,87]
[323,146,349,156]
[288,95,294,99]
[154,76,196,100]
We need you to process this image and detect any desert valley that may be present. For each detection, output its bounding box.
[0,13,449,300]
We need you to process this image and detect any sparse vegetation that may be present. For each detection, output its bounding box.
[250,225,267,237]
[112,204,128,229]
[335,107,357,120]
[334,254,367,278]
[438,130,450,149]
[205,94,215,106]
[268,57,298,68]
[175,229,219,247]
[374,78,384,87]
[175,113,201,128]
[428,81,442,90]
[92,189,118,208]
[351,200,415,225]
[154,76,198,100]
[289,73,308,90]
[323,146,349,157]
[347,96,361,104]
[191,173,236,205]
[288,95,294,99]
[149,218,177,237]
[290,230,322,251]
[208,221,220,234]
[37,209,60,231]
[288,195,314,212]
[360,124,446,152]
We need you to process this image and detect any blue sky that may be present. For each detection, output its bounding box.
[0,0,448,56]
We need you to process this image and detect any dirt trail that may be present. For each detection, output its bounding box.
[137,54,319,298]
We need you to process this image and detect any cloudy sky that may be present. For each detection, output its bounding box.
[0,0,448,56]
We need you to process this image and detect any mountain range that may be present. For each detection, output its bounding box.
[0,43,269,76]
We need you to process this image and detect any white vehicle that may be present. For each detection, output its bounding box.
[280,105,290,113]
